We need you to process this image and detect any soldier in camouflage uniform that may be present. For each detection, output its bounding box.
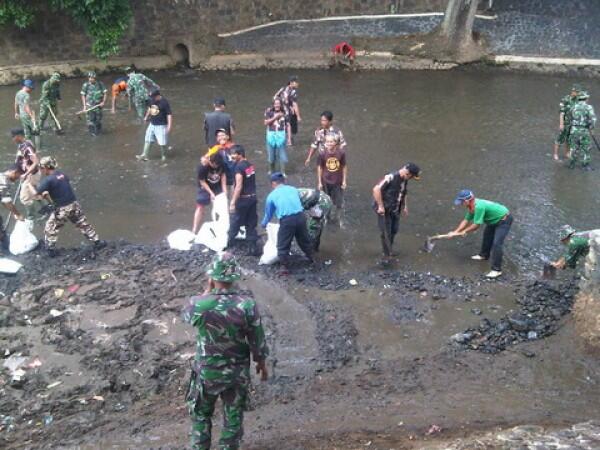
[80,72,107,136]
[182,252,269,450]
[551,225,599,270]
[125,67,159,121]
[38,72,62,134]
[34,156,106,257]
[14,79,39,148]
[553,85,579,161]
[568,90,596,169]
[298,188,332,252]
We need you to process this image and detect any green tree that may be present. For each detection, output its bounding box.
[0,0,132,59]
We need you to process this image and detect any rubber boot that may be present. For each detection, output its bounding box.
[33,134,41,150]
[269,162,276,174]
[136,143,151,161]
[279,161,286,177]
[160,145,167,162]
[88,124,96,136]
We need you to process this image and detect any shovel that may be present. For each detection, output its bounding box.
[423,233,456,253]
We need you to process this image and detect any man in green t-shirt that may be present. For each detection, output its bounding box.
[447,189,513,279]
[551,225,593,270]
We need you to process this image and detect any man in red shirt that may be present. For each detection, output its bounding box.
[333,42,356,67]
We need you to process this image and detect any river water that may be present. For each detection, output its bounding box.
[2,68,599,277]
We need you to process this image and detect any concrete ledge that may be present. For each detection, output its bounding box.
[0,55,175,85]
[198,52,457,71]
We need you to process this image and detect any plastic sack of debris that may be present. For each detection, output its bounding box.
[9,219,38,255]
[259,223,279,265]
[0,258,22,274]
[195,221,229,252]
[211,193,229,226]
[167,229,196,251]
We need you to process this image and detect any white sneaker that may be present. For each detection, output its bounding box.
[486,270,502,279]
[471,255,486,261]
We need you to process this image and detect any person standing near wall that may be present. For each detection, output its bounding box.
[14,79,39,148]
[264,98,288,174]
[38,72,63,135]
[274,76,301,146]
[80,72,107,136]
[136,90,172,161]
[204,97,235,148]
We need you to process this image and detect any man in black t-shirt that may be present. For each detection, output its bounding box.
[193,152,226,234]
[204,97,235,148]
[35,156,105,257]
[227,145,260,255]
[372,163,420,261]
[136,90,173,162]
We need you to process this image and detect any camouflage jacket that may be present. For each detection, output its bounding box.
[126,73,159,99]
[40,79,61,104]
[80,81,107,106]
[570,101,596,131]
[15,90,32,119]
[559,94,576,125]
[310,125,347,152]
[182,288,268,391]
[298,188,332,219]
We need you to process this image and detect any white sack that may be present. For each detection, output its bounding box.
[0,257,22,274]
[195,221,229,252]
[9,219,38,255]
[259,223,279,265]
[167,229,196,251]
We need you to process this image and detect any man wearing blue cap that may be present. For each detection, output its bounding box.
[261,172,313,269]
[448,189,512,279]
[14,79,39,146]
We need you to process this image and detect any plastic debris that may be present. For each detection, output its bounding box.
[26,358,42,369]
[43,414,53,426]
[46,381,63,389]
[100,273,112,280]
[349,279,358,286]
[324,260,333,265]
[50,309,64,317]
[67,284,80,294]
[3,354,28,373]
[426,424,442,435]
[54,289,64,299]
[92,395,104,402]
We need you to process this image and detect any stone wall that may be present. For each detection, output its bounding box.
[0,0,448,68]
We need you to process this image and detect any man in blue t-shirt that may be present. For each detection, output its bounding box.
[35,156,105,257]
[261,172,313,269]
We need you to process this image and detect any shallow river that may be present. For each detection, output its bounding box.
[2,68,599,277]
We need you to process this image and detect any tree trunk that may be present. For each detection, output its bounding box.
[440,0,480,55]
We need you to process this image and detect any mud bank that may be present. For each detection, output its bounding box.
[0,242,599,449]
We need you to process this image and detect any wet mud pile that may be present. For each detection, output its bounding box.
[0,242,591,449]
[452,279,579,353]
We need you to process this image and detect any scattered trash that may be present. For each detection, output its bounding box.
[26,358,42,369]
[349,279,358,286]
[426,424,442,435]
[410,42,425,51]
[54,289,64,299]
[92,395,104,402]
[113,403,126,412]
[11,369,26,382]
[3,354,28,374]
[67,284,80,294]
[100,273,112,280]
[527,331,538,340]
[43,414,53,426]
[9,219,38,255]
[167,229,196,251]
[142,319,169,335]
[259,223,280,265]
[471,308,482,316]
[46,381,63,389]
[49,309,64,317]
[0,257,22,274]
[324,260,333,265]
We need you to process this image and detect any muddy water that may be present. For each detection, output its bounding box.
[1,69,598,276]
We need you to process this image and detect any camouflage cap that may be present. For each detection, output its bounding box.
[559,225,576,241]
[87,71,96,78]
[571,83,583,93]
[50,72,61,81]
[298,188,320,210]
[578,90,590,100]
[39,156,58,169]
[206,252,240,282]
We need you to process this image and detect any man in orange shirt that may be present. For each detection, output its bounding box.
[111,77,130,114]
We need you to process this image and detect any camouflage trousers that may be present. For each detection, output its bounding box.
[554,125,571,145]
[133,96,148,120]
[86,106,103,134]
[39,100,59,130]
[306,216,324,252]
[569,129,591,168]
[45,201,99,248]
[19,115,39,141]
[186,370,247,450]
